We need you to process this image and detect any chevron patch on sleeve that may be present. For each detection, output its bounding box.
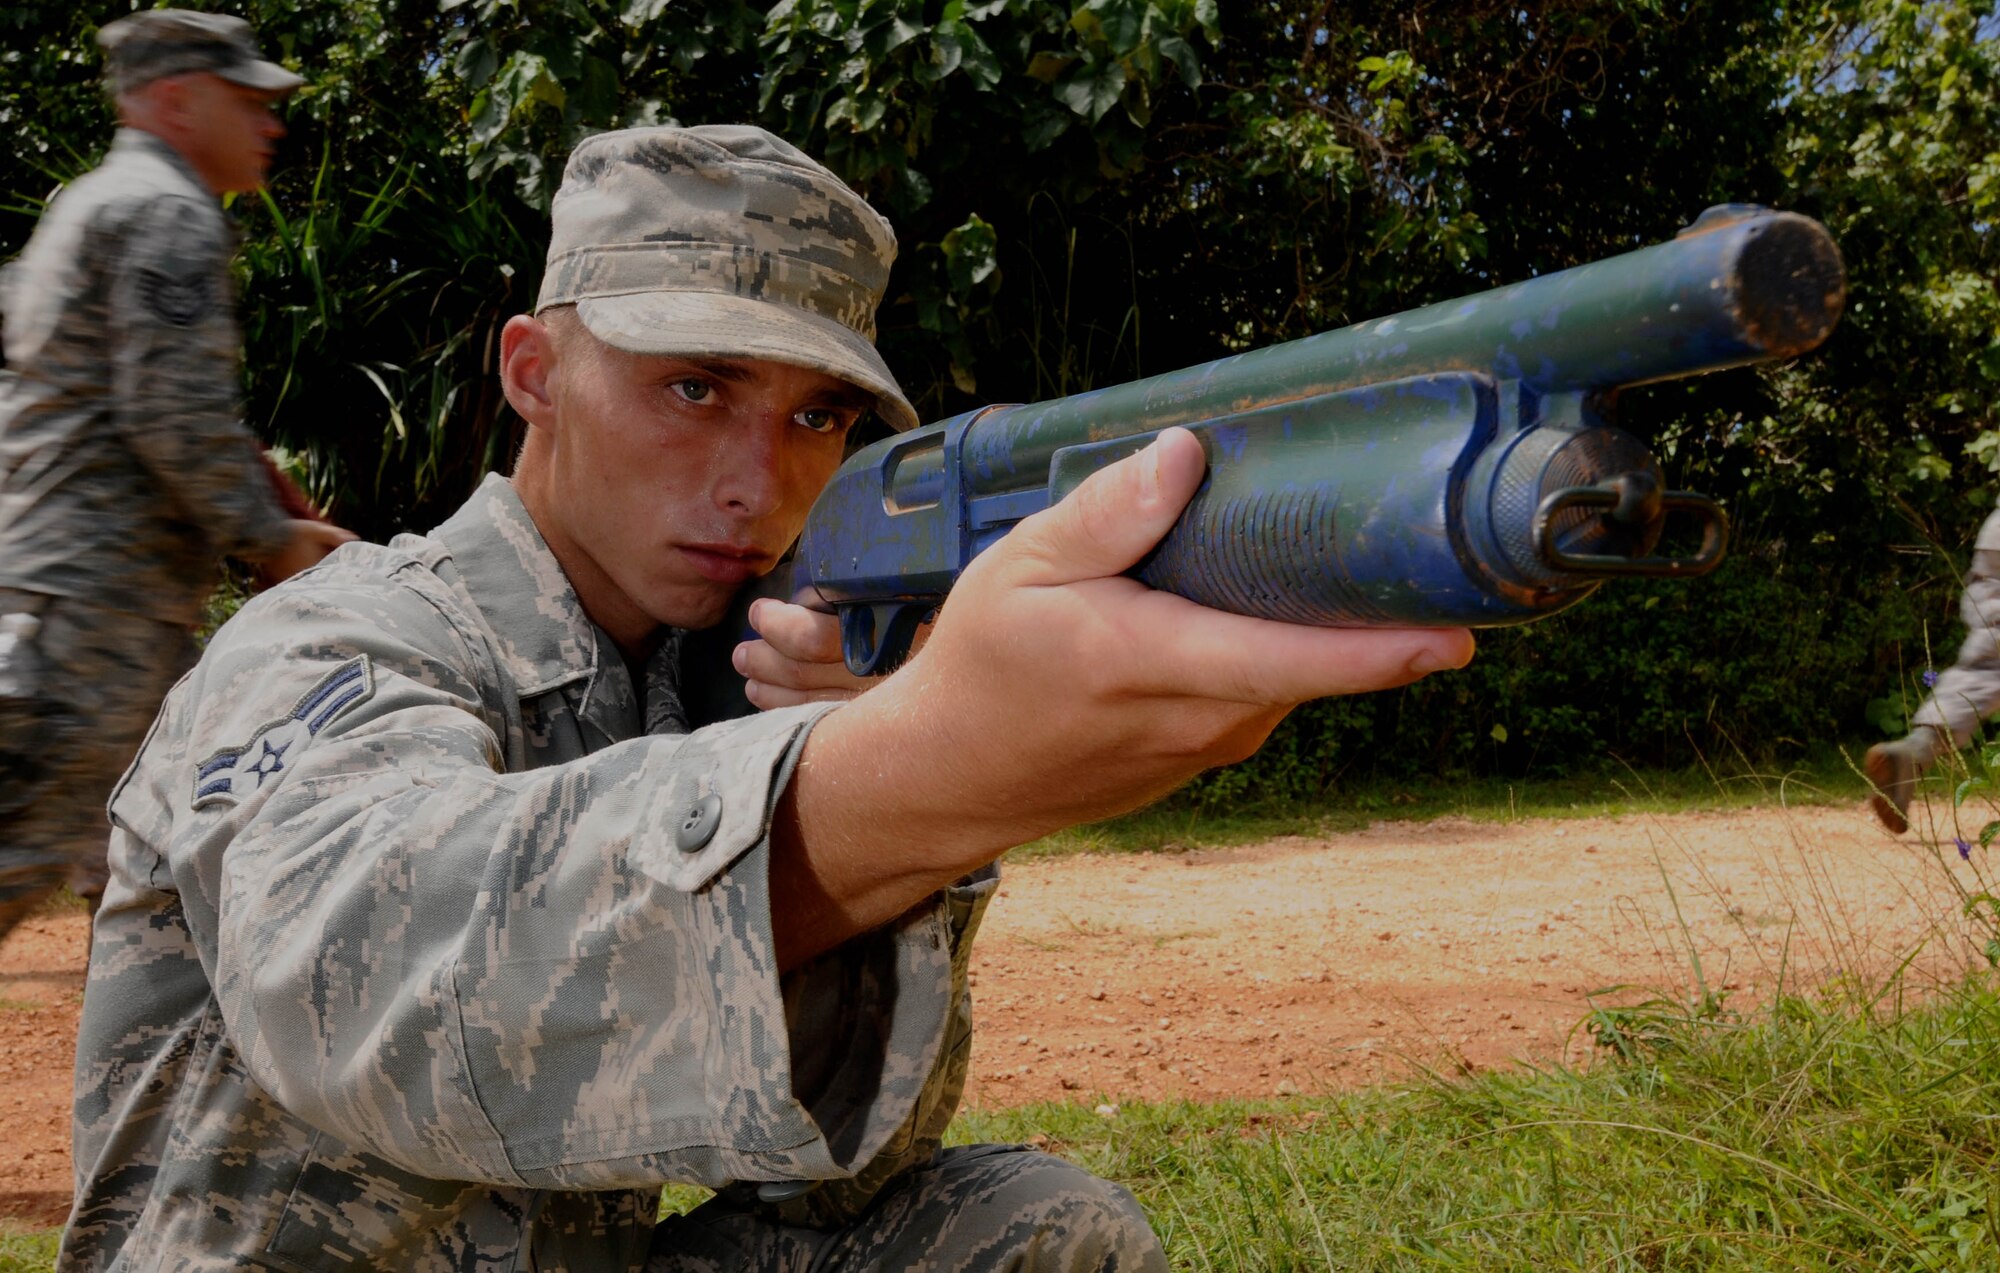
[191,656,372,810]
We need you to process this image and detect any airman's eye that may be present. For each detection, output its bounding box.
[798,406,859,435]
[674,378,712,403]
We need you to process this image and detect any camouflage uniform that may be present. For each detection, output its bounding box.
[0,121,296,930]
[1865,505,2000,832]
[63,124,1165,1270]
[63,476,1162,1270]
[1905,507,2000,756]
[0,8,309,929]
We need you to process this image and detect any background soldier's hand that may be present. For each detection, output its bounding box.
[771,427,1475,967]
[261,518,359,585]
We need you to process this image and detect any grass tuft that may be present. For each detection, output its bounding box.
[0,1227,58,1273]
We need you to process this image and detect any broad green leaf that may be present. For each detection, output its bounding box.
[467,86,508,148]
[883,15,926,54]
[1155,34,1201,88]
[531,36,583,84]
[620,0,673,25]
[1056,58,1127,121]
[918,23,965,85]
[941,212,1000,290]
[1074,0,1143,56]
[953,23,1004,89]
[897,164,934,208]
[451,38,499,88]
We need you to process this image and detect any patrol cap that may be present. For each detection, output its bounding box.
[98,10,305,97]
[537,125,919,433]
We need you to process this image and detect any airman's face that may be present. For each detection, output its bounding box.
[503,314,875,648]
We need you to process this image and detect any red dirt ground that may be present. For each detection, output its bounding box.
[3,798,1986,1229]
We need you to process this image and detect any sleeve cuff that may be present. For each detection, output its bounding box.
[625,700,840,893]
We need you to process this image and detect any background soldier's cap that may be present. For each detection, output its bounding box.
[538,125,918,433]
[98,10,305,97]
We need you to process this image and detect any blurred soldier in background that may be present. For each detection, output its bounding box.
[0,9,354,943]
[1866,504,2000,834]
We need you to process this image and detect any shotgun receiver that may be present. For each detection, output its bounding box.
[798,204,1845,675]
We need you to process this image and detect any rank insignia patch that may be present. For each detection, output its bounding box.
[192,657,372,809]
[137,266,211,327]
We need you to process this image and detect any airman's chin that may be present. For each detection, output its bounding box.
[653,589,736,634]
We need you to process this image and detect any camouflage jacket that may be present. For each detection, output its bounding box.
[64,475,992,1270]
[0,128,293,628]
[1976,502,2000,555]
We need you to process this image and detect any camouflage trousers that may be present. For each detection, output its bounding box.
[1909,550,2000,765]
[0,589,196,944]
[649,1145,1167,1272]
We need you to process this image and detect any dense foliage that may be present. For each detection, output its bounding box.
[2,0,1997,787]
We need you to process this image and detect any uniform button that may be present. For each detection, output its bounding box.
[676,793,723,852]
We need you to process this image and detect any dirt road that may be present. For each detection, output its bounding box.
[3,799,1984,1227]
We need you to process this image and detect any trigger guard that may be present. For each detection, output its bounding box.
[839,603,932,677]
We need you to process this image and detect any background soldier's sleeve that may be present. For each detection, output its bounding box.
[106,195,294,562]
[179,577,958,1191]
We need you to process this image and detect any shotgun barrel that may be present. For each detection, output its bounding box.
[799,204,1845,674]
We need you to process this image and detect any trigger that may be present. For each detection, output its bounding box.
[840,606,885,676]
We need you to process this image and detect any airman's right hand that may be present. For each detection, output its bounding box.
[771,427,1474,967]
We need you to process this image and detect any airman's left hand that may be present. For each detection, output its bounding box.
[736,597,914,708]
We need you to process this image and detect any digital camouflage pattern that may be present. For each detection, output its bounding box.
[0,127,296,928]
[538,126,919,434]
[0,128,295,627]
[97,9,305,96]
[63,476,1160,1270]
[1902,506,2000,763]
[0,589,197,938]
[650,1144,1165,1271]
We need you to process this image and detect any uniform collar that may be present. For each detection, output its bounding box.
[432,474,605,698]
[107,128,215,199]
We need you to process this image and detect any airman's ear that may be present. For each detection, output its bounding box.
[499,314,560,433]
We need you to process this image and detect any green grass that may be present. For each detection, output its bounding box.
[946,974,2000,1271]
[1018,745,1878,859]
[0,1227,57,1273]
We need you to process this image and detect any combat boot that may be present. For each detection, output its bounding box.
[1863,736,1928,835]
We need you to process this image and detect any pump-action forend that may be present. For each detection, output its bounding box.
[798,204,1846,675]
